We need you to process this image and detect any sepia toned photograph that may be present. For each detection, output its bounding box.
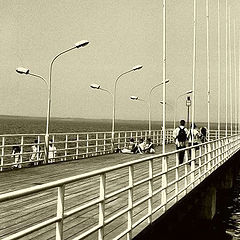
[1,0,240,239]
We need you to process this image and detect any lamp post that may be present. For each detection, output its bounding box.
[45,40,89,163]
[173,90,193,129]
[148,80,169,135]
[17,40,89,164]
[129,80,169,136]
[112,65,143,150]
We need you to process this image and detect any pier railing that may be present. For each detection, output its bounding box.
[0,129,168,171]
[0,129,232,171]
[0,133,239,240]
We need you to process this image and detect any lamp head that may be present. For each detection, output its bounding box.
[75,40,89,48]
[130,96,139,100]
[186,90,193,94]
[16,67,29,74]
[132,65,143,71]
[161,79,170,84]
[90,84,100,89]
[160,101,164,104]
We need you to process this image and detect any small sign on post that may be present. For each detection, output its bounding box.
[186,96,191,106]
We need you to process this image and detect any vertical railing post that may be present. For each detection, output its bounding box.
[184,156,188,195]
[207,143,212,174]
[148,159,153,224]
[20,136,23,168]
[56,184,65,240]
[103,133,106,153]
[118,132,121,149]
[98,173,106,240]
[64,135,68,161]
[1,136,4,171]
[37,135,40,164]
[76,134,79,159]
[198,146,202,183]
[190,147,195,188]
[124,132,127,148]
[96,133,98,154]
[127,165,134,240]
[161,156,167,212]
[86,134,89,157]
[156,130,159,145]
[204,144,207,178]
[175,152,179,202]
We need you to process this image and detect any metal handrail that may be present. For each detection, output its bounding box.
[0,134,239,240]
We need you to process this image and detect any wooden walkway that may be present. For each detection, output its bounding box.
[0,144,177,240]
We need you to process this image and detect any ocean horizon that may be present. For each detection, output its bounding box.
[0,115,225,135]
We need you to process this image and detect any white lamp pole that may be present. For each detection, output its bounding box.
[206,0,211,140]
[112,65,143,150]
[191,0,197,147]
[228,8,233,136]
[162,0,167,154]
[46,40,89,163]
[233,20,237,134]
[217,0,221,138]
[173,90,193,129]
[225,0,228,137]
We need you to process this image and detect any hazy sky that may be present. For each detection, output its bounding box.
[1,0,240,123]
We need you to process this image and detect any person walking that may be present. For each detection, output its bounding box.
[188,123,200,158]
[173,120,189,164]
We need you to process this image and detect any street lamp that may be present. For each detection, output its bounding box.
[130,79,169,136]
[148,80,170,135]
[112,65,143,150]
[44,40,89,163]
[90,83,113,96]
[17,40,89,164]
[16,67,48,86]
[173,90,193,129]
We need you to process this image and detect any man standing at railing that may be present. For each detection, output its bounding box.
[173,120,189,164]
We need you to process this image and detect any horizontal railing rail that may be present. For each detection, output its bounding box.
[0,133,239,239]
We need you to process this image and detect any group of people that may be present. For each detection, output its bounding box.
[11,139,57,168]
[121,137,155,154]
[173,119,207,164]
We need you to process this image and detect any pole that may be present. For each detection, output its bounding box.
[162,0,166,154]
[148,81,168,135]
[233,20,237,134]
[228,7,233,136]
[187,105,190,129]
[46,46,77,163]
[206,0,210,140]
[191,0,197,146]
[225,0,228,137]
[148,100,151,136]
[217,0,221,138]
[238,35,240,134]
[112,69,134,151]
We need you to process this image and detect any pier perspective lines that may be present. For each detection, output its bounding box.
[0,133,239,240]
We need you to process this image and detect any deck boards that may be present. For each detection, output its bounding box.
[0,144,187,240]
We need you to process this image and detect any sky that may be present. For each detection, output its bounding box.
[1,0,240,123]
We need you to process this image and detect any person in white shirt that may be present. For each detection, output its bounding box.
[188,123,200,158]
[48,140,56,163]
[173,120,189,164]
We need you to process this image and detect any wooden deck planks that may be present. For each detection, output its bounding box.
[0,144,182,239]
